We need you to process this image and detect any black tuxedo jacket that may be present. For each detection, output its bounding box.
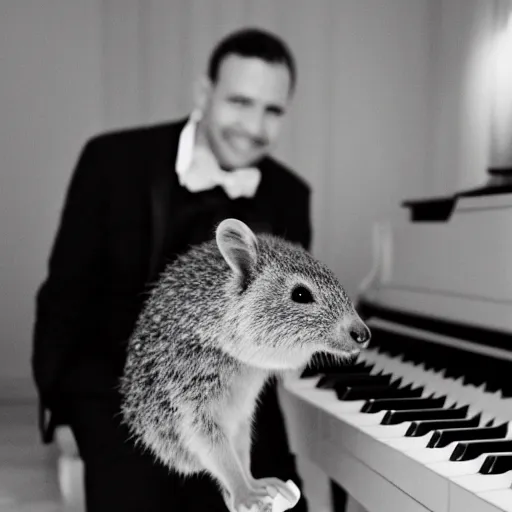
[32,118,311,442]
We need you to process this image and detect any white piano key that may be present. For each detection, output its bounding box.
[299,388,338,409]
[428,452,492,478]
[284,385,337,417]
[478,489,512,512]
[385,419,511,458]
[406,443,459,463]
[335,411,388,426]
[382,432,434,452]
[359,422,411,438]
[324,400,366,414]
[452,470,512,493]
[429,451,512,478]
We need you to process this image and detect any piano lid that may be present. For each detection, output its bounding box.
[358,193,512,336]
[402,168,512,222]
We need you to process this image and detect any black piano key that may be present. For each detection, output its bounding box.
[316,373,392,389]
[405,414,481,437]
[450,439,512,462]
[381,405,469,425]
[427,422,508,448]
[361,395,446,414]
[301,361,374,378]
[337,383,424,401]
[479,454,512,475]
[327,363,376,376]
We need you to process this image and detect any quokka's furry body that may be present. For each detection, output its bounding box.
[120,219,370,510]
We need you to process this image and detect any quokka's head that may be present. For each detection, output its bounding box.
[215,219,371,371]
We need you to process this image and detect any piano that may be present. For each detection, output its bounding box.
[278,191,512,512]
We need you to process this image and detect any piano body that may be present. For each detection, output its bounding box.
[278,192,512,512]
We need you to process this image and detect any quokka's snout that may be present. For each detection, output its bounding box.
[347,318,371,347]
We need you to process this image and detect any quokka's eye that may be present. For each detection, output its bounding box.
[291,285,314,304]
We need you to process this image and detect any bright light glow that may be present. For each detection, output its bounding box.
[491,9,512,167]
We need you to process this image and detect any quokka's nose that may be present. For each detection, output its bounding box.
[349,321,371,345]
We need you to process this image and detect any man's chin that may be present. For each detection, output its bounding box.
[218,148,266,170]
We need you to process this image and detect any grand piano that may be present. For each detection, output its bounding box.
[278,187,512,512]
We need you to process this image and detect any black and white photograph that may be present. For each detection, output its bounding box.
[1,1,512,511]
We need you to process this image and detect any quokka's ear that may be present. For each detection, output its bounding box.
[216,218,258,279]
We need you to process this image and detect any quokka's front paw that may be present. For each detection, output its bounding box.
[230,485,273,512]
[248,477,298,505]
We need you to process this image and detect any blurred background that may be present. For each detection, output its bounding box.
[3,0,511,403]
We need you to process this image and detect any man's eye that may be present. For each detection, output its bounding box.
[267,107,284,117]
[230,97,250,107]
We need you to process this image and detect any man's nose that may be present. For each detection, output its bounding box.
[242,111,266,140]
[348,320,371,345]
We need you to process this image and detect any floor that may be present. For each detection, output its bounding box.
[0,402,63,512]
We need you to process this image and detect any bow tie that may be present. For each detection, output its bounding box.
[176,118,261,199]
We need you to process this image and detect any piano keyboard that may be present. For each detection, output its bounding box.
[278,325,512,512]
[278,194,512,512]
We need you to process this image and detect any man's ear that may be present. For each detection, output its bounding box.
[192,75,212,118]
[216,219,259,281]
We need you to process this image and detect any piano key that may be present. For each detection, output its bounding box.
[325,399,367,413]
[316,372,392,389]
[479,453,512,475]
[382,405,469,425]
[362,410,473,439]
[410,438,512,465]
[407,443,463,463]
[383,432,435,452]
[428,452,511,478]
[361,395,447,413]
[359,349,509,424]
[336,382,424,401]
[427,422,509,448]
[302,360,374,378]
[406,413,481,437]
[282,366,512,512]
[451,439,512,462]
[322,404,452,512]
[359,422,412,439]
[334,410,389,426]
[452,470,512,493]
[287,346,512,511]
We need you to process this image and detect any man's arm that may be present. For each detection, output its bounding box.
[32,137,109,420]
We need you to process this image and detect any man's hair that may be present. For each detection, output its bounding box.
[207,28,297,93]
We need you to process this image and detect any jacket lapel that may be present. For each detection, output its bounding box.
[147,119,187,283]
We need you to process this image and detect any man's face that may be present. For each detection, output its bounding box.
[198,54,292,169]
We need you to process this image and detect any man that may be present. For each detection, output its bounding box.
[32,27,311,511]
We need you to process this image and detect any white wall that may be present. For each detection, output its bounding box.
[0,0,499,402]
[0,0,104,399]
[427,0,496,196]
[317,0,431,294]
